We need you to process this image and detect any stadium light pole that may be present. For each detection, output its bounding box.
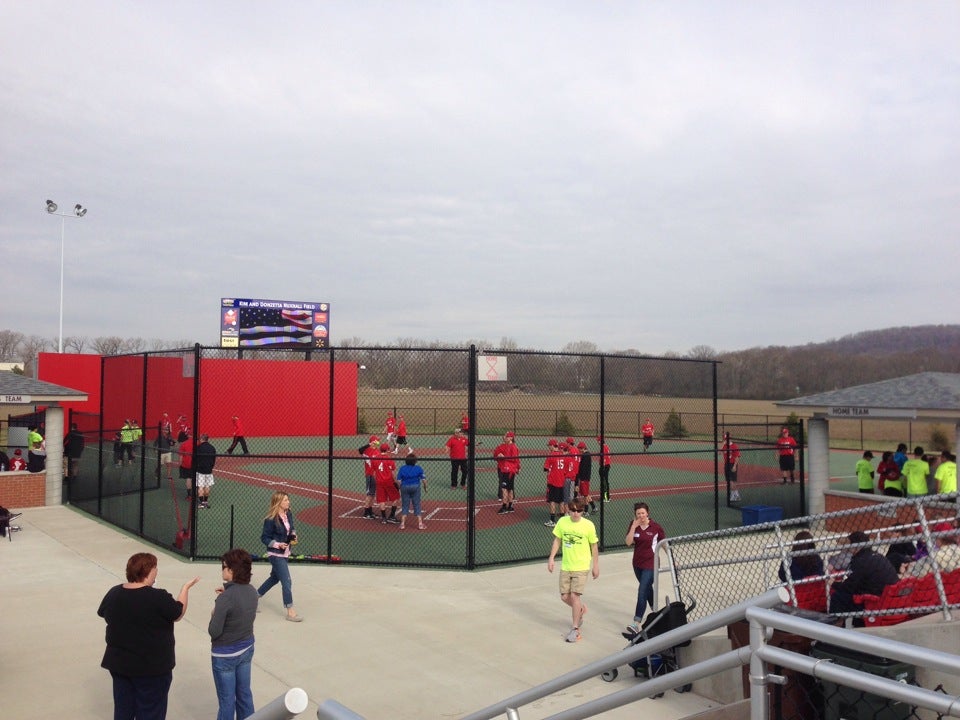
[45,200,88,353]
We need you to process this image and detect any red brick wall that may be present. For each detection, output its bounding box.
[0,472,46,509]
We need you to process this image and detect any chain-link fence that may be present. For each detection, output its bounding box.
[64,344,802,567]
[661,493,960,623]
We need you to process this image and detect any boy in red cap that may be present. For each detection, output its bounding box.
[374,442,400,524]
[10,449,27,471]
[543,439,565,526]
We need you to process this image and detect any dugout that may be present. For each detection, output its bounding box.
[0,372,88,506]
[778,372,960,515]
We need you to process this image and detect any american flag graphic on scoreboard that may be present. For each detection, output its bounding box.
[239,307,314,346]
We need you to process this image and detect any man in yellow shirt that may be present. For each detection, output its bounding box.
[547,501,599,643]
[935,451,957,495]
[901,446,930,498]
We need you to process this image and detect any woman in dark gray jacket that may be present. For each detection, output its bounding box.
[209,548,259,720]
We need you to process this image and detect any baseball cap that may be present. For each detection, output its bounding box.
[369,435,380,443]
[548,439,558,447]
[505,431,515,439]
[566,437,574,445]
[577,441,587,449]
[14,449,21,455]
[379,442,391,451]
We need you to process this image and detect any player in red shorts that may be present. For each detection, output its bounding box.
[373,442,400,524]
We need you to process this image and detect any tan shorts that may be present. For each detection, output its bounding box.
[160,452,173,465]
[559,570,588,595]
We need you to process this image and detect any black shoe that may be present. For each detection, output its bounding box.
[460,482,466,487]
[506,505,515,513]
[497,506,507,514]
[387,517,401,524]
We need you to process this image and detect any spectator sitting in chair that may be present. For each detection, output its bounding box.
[829,530,899,616]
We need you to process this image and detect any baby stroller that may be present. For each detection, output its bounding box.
[601,597,696,696]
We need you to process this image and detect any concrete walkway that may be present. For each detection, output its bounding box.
[2,506,719,719]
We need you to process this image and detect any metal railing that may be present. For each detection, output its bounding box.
[309,587,960,720]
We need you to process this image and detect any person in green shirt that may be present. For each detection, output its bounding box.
[935,451,957,496]
[855,451,875,494]
[901,446,930,498]
[547,500,599,643]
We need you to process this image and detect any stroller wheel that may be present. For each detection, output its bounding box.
[653,692,664,699]
[675,683,692,693]
[601,669,618,682]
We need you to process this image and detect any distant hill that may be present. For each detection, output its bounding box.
[717,325,960,400]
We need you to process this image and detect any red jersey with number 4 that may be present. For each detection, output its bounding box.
[777,435,797,456]
[446,434,468,460]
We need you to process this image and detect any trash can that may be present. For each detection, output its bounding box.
[810,642,915,720]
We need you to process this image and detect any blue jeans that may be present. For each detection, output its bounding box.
[212,646,255,720]
[633,567,655,622]
[257,555,293,607]
[110,670,172,720]
[400,484,422,516]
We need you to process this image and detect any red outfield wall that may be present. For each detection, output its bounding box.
[38,353,358,438]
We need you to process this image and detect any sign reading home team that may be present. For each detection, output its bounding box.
[828,406,917,419]
[220,298,331,349]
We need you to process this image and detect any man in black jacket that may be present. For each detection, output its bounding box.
[829,530,899,616]
[194,434,217,509]
[64,423,85,480]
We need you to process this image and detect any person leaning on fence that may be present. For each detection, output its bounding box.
[902,446,930,498]
[855,450,875,494]
[829,531,899,616]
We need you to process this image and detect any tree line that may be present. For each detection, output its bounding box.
[2,324,958,400]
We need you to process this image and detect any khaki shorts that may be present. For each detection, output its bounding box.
[559,569,589,595]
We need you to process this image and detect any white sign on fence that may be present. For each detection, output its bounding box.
[478,355,508,382]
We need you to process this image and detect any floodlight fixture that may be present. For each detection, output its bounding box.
[44,199,88,353]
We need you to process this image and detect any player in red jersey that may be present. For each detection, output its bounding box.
[395,414,411,454]
[373,442,400,524]
[227,415,249,455]
[641,419,654,452]
[446,428,469,487]
[493,431,521,514]
[563,440,580,505]
[776,427,797,484]
[721,432,741,501]
[358,435,381,519]
[384,413,397,448]
[543,439,566,527]
[597,437,612,501]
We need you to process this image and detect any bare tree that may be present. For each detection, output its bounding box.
[19,335,50,377]
[687,345,718,360]
[121,337,146,353]
[0,330,24,360]
[64,336,88,353]
[92,336,125,355]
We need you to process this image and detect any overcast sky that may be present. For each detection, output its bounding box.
[2,2,958,355]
